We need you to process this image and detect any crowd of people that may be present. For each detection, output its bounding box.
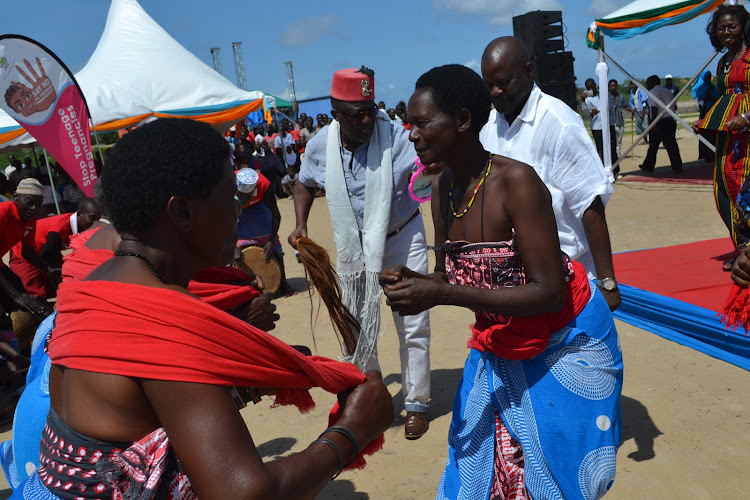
[581,74,686,178]
[0,6,748,496]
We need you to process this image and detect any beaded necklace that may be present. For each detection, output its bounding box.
[449,155,492,219]
[113,251,167,284]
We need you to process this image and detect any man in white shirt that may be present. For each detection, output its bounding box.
[640,75,682,174]
[582,78,617,167]
[274,124,297,171]
[479,36,620,310]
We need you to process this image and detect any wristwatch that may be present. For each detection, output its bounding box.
[597,277,618,291]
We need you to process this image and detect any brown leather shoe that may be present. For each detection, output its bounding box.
[404,411,429,440]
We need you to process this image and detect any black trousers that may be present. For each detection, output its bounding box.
[592,126,618,165]
[642,117,683,171]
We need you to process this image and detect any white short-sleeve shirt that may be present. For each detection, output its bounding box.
[479,84,613,278]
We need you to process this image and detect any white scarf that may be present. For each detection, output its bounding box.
[325,111,393,370]
[69,212,79,235]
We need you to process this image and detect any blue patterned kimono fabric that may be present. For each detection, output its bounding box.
[1,313,56,492]
[437,285,623,500]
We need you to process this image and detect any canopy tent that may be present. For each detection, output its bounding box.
[584,0,729,177]
[587,0,725,44]
[0,0,266,150]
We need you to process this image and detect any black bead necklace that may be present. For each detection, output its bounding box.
[113,251,167,284]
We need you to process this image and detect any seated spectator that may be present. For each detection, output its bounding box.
[235,168,295,296]
[0,179,55,328]
[9,198,101,299]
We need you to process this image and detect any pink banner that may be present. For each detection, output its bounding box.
[0,35,97,195]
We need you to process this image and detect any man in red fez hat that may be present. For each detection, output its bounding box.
[289,66,432,440]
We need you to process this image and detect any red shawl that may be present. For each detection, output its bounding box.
[68,226,102,250]
[62,246,260,312]
[50,280,382,468]
[720,285,750,333]
[468,260,593,360]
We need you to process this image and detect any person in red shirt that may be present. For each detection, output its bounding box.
[0,178,53,320]
[9,198,100,299]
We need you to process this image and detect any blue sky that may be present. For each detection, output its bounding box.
[2,0,726,108]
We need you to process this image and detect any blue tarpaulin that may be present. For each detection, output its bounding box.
[613,284,750,371]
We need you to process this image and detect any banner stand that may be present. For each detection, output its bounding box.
[89,117,106,167]
[41,149,61,215]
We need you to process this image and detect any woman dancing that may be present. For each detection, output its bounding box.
[381,65,623,499]
[22,118,392,499]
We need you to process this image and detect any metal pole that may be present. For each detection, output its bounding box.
[89,117,106,168]
[41,149,61,215]
[605,49,718,169]
[630,114,634,160]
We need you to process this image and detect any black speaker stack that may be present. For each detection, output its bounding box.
[513,11,577,111]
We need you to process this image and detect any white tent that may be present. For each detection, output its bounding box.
[0,0,264,149]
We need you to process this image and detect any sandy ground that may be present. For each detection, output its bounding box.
[1,127,749,499]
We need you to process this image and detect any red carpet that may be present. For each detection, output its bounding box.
[613,238,736,313]
[619,161,713,185]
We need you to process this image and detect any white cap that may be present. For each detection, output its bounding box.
[15,178,44,197]
[665,74,673,79]
[236,168,258,194]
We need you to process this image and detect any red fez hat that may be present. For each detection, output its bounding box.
[330,66,375,102]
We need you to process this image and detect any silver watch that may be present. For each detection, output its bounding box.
[597,277,618,291]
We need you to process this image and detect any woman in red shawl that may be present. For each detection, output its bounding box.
[32,118,393,499]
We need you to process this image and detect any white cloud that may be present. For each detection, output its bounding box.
[276,14,345,46]
[464,59,481,73]
[387,83,396,90]
[433,0,563,26]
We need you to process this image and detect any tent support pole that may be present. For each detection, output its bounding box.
[42,149,61,215]
[603,49,719,170]
[89,118,106,169]
[596,33,614,180]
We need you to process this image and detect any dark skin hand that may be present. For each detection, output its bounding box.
[0,272,52,316]
[288,182,315,249]
[582,197,621,311]
[731,248,750,287]
[21,245,61,288]
[231,292,279,332]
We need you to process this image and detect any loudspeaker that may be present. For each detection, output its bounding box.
[513,10,577,110]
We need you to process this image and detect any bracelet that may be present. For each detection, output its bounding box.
[322,425,360,467]
[741,113,750,125]
[312,438,345,479]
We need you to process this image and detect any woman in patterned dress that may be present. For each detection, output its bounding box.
[696,4,750,268]
[380,65,623,500]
